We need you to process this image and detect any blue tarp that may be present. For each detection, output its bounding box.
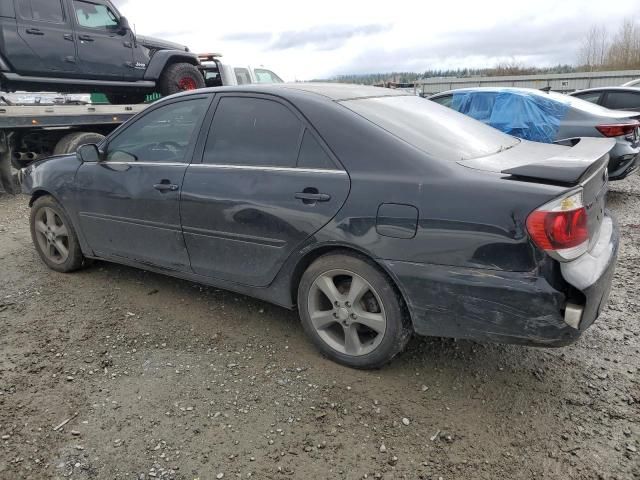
[451,90,569,143]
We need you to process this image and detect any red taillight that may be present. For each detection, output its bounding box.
[526,191,590,261]
[595,122,639,137]
[527,208,588,250]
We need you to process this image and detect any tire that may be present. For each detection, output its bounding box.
[297,252,412,369]
[53,132,105,156]
[105,92,148,105]
[158,62,205,97]
[30,196,86,273]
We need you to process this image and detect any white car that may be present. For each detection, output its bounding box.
[198,54,283,87]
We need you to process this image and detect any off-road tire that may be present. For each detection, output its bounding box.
[158,62,205,97]
[105,92,148,105]
[30,196,86,273]
[53,132,106,156]
[297,252,412,369]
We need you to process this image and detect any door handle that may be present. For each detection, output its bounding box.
[154,183,179,192]
[63,33,74,41]
[78,34,94,42]
[295,191,331,203]
[26,28,44,35]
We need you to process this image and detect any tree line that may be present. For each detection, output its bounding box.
[578,19,640,70]
[314,19,640,84]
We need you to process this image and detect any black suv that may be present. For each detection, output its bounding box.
[0,0,205,103]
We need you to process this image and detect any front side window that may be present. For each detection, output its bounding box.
[605,91,640,110]
[254,69,283,84]
[106,99,208,163]
[73,0,118,30]
[234,68,251,85]
[204,97,302,168]
[19,0,65,23]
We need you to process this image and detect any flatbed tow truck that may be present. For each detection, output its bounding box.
[0,100,147,193]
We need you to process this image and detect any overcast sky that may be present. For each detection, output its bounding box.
[114,0,638,81]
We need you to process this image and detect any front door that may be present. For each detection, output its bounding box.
[75,95,211,270]
[180,94,350,287]
[13,0,79,75]
[69,0,133,79]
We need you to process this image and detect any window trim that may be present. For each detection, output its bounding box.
[103,94,214,165]
[18,0,67,25]
[193,92,345,172]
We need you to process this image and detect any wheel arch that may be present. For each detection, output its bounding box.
[29,188,57,207]
[144,51,200,81]
[287,243,414,323]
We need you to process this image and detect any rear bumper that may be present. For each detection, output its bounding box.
[609,144,639,180]
[383,214,619,346]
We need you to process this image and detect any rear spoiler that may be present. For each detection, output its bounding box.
[501,137,615,185]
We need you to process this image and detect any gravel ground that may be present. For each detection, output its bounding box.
[0,176,638,480]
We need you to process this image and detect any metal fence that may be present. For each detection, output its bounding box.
[417,70,640,96]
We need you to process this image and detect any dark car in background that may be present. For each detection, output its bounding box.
[21,84,619,368]
[429,87,639,180]
[569,86,640,113]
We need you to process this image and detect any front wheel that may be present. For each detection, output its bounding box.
[297,253,412,369]
[158,62,205,97]
[30,196,86,273]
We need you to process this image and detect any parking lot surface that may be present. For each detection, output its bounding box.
[0,178,639,479]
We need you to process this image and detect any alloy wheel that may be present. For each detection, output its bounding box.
[33,207,70,265]
[307,269,387,356]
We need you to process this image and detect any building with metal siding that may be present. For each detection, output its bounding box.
[417,70,640,96]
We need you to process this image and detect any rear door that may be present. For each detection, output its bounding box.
[180,94,350,287]
[75,95,211,270]
[13,0,78,74]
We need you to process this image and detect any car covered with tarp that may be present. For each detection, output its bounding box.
[429,87,640,180]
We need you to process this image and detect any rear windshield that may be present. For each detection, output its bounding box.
[341,95,519,161]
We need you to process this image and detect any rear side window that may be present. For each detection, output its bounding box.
[234,68,251,85]
[204,97,303,168]
[342,96,519,162]
[572,91,602,104]
[430,95,453,108]
[18,0,64,23]
[297,130,336,170]
[73,0,118,30]
[604,91,640,110]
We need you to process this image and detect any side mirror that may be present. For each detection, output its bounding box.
[118,16,131,33]
[77,144,102,163]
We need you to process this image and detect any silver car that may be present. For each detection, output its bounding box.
[429,87,639,180]
[569,86,640,113]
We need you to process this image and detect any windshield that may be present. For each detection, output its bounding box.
[341,95,519,162]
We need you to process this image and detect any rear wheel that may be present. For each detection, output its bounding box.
[30,196,85,273]
[159,62,205,97]
[297,253,412,369]
[105,92,148,105]
[53,132,105,156]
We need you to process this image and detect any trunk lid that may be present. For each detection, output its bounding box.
[459,137,615,254]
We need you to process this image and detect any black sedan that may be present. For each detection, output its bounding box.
[21,83,619,368]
